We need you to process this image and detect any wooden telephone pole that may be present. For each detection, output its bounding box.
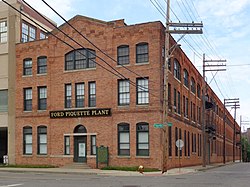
[162,0,203,172]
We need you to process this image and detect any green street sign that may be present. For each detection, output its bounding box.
[154,123,164,128]
[167,122,173,127]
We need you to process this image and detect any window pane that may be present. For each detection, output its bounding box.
[138,132,148,142]
[25,134,32,144]
[25,145,32,154]
[39,134,47,144]
[120,133,129,143]
[120,144,130,149]
[39,145,47,154]
[138,144,149,149]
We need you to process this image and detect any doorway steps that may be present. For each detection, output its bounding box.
[62,163,91,169]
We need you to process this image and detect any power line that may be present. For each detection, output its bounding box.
[3,0,161,101]
[40,0,154,85]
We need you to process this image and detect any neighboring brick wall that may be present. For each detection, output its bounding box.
[15,15,240,169]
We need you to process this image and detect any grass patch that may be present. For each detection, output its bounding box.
[101,166,160,172]
[0,164,57,168]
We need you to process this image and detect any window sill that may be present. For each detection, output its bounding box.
[64,68,96,73]
[23,111,32,113]
[37,154,48,157]
[22,75,33,78]
[136,104,149,107]
[38,110,47,112]
[37,73,47,76]
[135,156,150,159]
[116,64,130,67]
[135,62,149,65]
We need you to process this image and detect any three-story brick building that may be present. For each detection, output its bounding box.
[15,15,240,169]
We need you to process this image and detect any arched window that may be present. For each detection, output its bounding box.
[197,84,201,98]
[37,126,47,155]
[136,122,149,156]
[183,69,189,87]
[136,42,149,64]
[74,125,87,133]
[37,56,47,74]
[118,123,130,156]
[23,126,32,155]
[174,59,181,81]
[65,48,96,70]
[191,77,196,94]
[117,45,129,65]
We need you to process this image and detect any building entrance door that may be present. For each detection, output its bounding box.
[0,128,7,164]
[73,125,87,163]
[74,136,87,162]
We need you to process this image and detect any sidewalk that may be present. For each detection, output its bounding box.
[0,162,236,177]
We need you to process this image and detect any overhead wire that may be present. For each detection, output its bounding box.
[40,0,156,86]
[3,0,161,101]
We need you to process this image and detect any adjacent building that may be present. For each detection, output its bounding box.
[0,0,55,164]
[15,15,240,169]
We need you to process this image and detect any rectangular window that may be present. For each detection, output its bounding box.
[24,88,32,111]
[0,20,7,43]
[38,126,47,155]
[37,56,47,74]
[65,84,72,108]
[118,124,130,156]
[186,98,189,118]
[174,88,177,112]
[38,86,47,110]
[89,82,96,107]
[175,127,178,157]
[193,103,196,121]
[75,83,85,108]
[0,90,8,112]
[190,101,193,119]
[136,78,149,105]
[183,96,185,117]
[168,126,172,156]
[117,45,129,65]
[21,22,36,42]
[179,128,182,157]
[118,79,130,106]
[136,43,149,63]
[40,32,46,40]
[192,133,197,153]
[184,130,187,156]
[198,133,200,156]
[64,136,70,155]
[168,83,171,110]
[177,91,181,114]
[136,123,149,156]
[23,127,32,155]
[23,58,32,76]
[91,135,96,155]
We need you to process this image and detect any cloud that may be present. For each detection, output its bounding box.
[23,0,76,24]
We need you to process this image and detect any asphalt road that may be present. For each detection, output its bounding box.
[0,163,249,187]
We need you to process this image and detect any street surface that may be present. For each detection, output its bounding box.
[0,163,249,187]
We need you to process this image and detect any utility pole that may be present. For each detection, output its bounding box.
[202,54,226,167]
[224,98,239,163]
[162,0,203,172]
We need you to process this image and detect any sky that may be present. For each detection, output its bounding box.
[8,0,250,130]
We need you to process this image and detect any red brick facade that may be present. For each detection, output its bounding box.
[15,15,240,169]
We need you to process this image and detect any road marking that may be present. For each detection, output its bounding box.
[0,184,23,187]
